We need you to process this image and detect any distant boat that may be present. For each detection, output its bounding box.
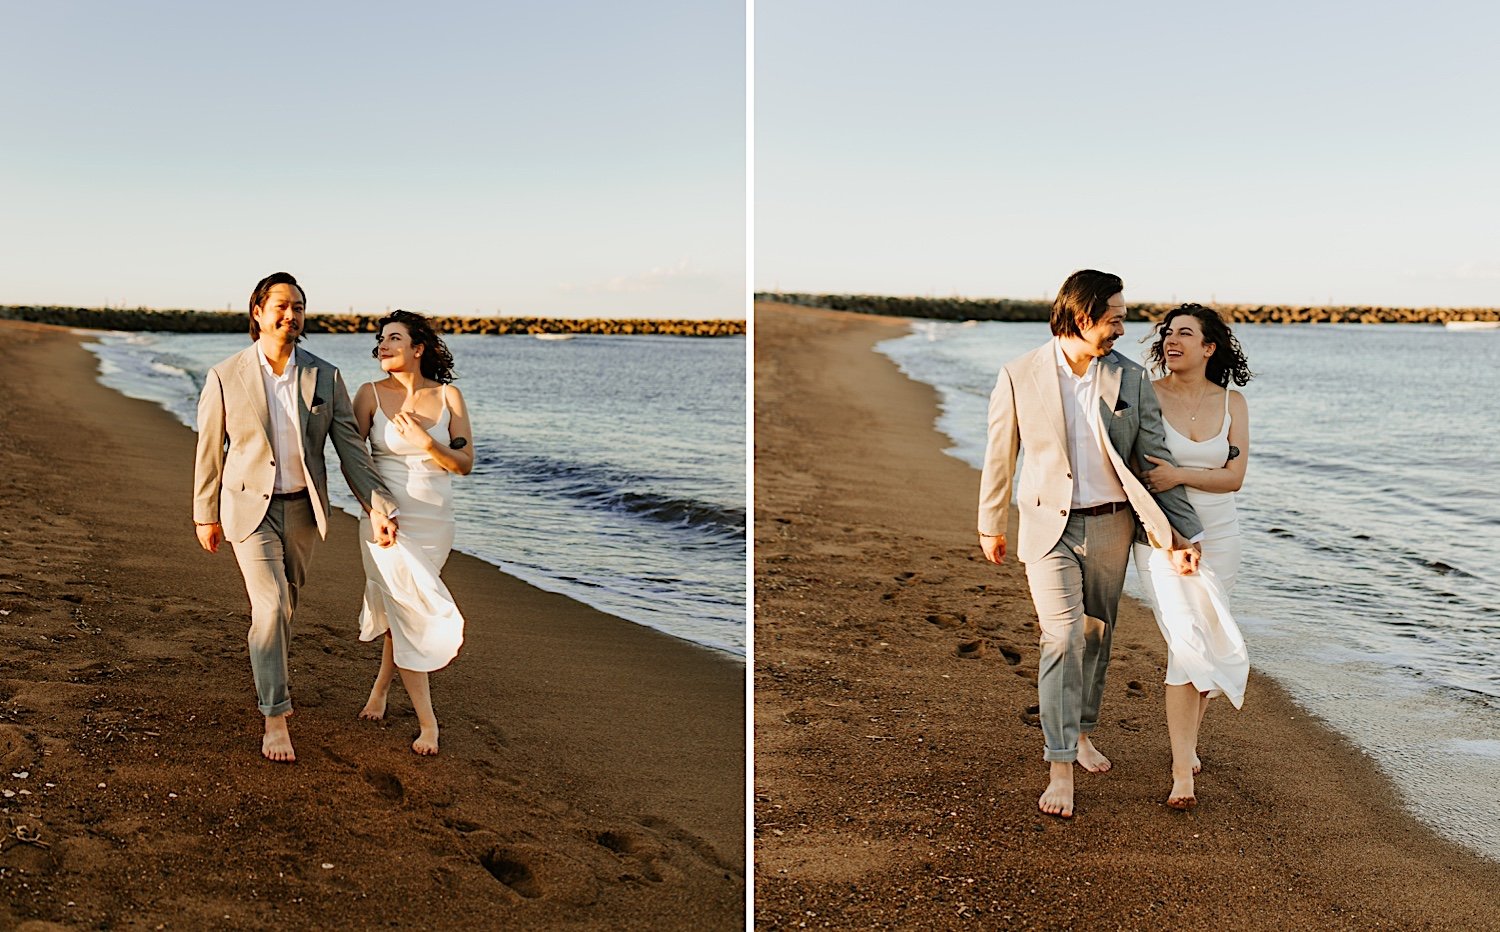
[533,332,576,341]
[1444,320,1500,331]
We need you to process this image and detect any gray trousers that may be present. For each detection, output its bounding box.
[231,495,319,717]
[1023,508,1134,763]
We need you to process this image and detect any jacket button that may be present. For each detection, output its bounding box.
[1060,509,1067,516]
[263,494,270,500]
[270,460,275,466]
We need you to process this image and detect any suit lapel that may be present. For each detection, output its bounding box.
[1028,343,1068,452]
[235,346,274,446]
[297,350,317,437]
[1097,352,1123,426]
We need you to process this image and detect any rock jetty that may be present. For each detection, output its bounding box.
[758,292,1500,326]
[0,306,745,337]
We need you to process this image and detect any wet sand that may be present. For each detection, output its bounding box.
[0,320,744,929]
[752,301,1500,929]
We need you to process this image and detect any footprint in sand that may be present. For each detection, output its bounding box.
[637,815,738,876]
[479,848,543,898]
[1020,705,1041,727]
[994,643,1022,665]
[925,612,967,630]
[473,843,599,904]
[594,829,665,883]
[322,747,358,769]
[0,724,37,769]
[443,817,483,834]
[956,640,985,659]
[363,768,404,801]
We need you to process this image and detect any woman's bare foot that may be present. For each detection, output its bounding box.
[1038,761,1074,817]
[412,723,439,756]
[1076,735,1112,773]
[1167,774,1196,809]
[1191,754,1202,775]
[263,714,295,763]
[359,686,388,721]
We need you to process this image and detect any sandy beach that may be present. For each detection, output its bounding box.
[0,320,744,929]
[752,301,1500,929]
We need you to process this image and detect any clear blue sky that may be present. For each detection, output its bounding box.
[756,1,1500,308]
[2,1,744,318]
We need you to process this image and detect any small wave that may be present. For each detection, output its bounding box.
[484,452,745,537]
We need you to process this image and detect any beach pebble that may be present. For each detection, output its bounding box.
[1,790,13,798]
[168,792,178,799]
[10,772,27,779]
[98,782,106,789]
[321,863,334,870]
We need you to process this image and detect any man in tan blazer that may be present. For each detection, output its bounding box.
[193,272,399,763]
[978,269,1202,818]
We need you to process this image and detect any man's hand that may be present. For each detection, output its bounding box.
[980,533,1006,565]
[195,522,223,554]
[371,511,399,548]
[1169,544,1201,576]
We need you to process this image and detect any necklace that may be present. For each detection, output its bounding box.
[1187,384,1213,421]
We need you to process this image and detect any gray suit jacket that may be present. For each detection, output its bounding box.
[977,341,1202,565]
[193,344,397,543]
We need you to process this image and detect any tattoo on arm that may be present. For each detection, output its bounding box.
[1227,445,1240,461]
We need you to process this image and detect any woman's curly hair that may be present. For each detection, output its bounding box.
[1143,303,1254,387]
[371,310,457,384]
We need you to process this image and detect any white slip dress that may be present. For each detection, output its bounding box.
[1132,388,1248,708]
[357,386,465,672]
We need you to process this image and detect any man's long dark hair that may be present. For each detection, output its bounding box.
[248,272,306,342]
[1049,269,1123,338]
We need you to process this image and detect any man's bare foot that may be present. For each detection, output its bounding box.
[1077,735,1112,773]
[1167,774,1196,809]
[358,687,388,721]
[412,723,439,756]
[262,714,295,763]
[1039,761,1074,817]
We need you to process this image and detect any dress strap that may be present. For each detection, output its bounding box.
[1219,386,1232,437]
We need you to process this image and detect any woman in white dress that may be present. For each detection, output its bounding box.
[352,311,474,755]
[1135,303,1254,809]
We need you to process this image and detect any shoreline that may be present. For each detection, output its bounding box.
[752,301,1500,929]
[0,319,744,929]
[83,327,747,660]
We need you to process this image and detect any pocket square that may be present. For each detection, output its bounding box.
[1113,398,1131,412]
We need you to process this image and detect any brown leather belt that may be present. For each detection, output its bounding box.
[1070,501,1128,517]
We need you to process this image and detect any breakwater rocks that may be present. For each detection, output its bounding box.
[758,293,1500,326]
[0,306,745,337]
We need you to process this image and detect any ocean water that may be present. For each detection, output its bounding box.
[84,331,747,657]
[878,320,1500,861]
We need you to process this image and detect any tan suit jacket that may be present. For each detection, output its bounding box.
[978,341,1202,565]
[193,345,397,543]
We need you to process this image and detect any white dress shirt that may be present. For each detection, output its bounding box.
[1053,339,1128,509]
[257,346,310,495]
